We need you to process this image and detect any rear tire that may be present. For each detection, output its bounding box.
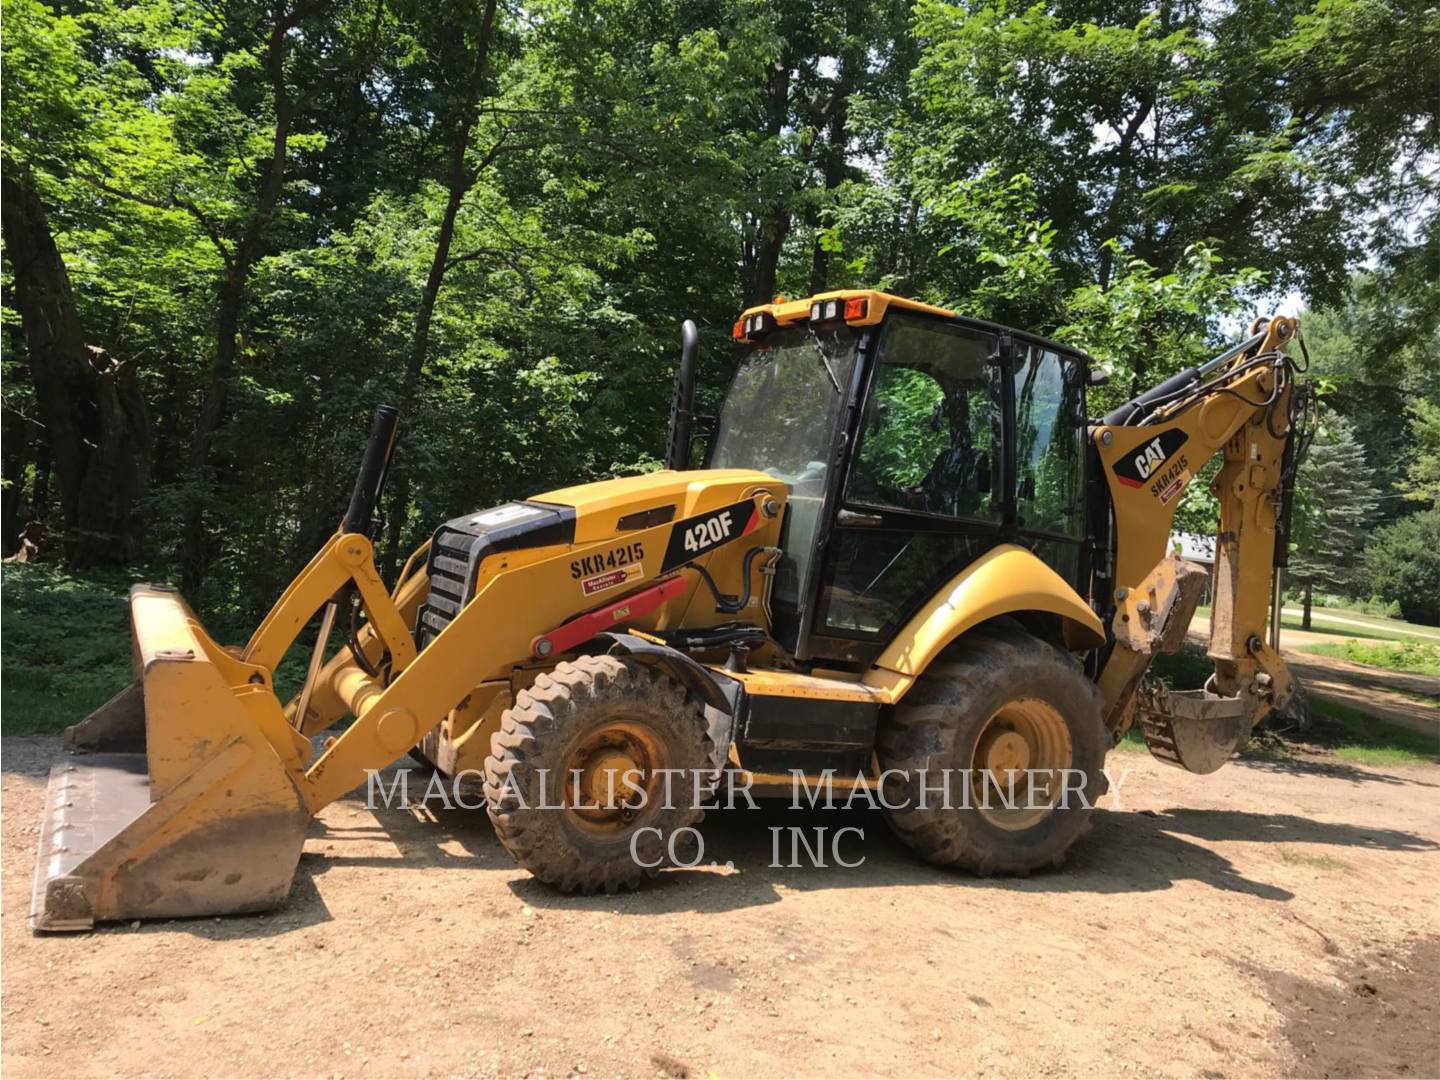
[483,655,715,893]
[877,625,1107,875]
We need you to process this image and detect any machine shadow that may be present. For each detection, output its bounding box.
[1144,806,1440,852]
[1237,753,1440,788]
[306,784,1435,916]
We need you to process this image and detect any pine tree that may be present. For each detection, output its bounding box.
[1289,415,1381,628]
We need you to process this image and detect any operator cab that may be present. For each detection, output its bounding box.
[704,292,1096,666]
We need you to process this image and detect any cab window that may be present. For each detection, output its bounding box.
[845,319,1001,520]
[1014,345,1086,538]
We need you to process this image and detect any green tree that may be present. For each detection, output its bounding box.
[893,0,1439,306]
[1365,508,1440,627]
[1299,271,1440,524]
[1289,414,1381,627]
[1,0,154,563]
[1397,400,1440,507]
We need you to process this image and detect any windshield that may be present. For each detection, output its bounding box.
[710,325,860,643]
[709,326,859,487]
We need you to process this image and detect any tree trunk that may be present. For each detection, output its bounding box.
[1,167,151,565]
[30,436,51,522]
[746,209,792,309]
[181,268,243,590]
[809,50,856,296]
[742,57,793,309]
[180,1,319,592]
[1302,582,1313,630]
[1,410,30,554]
[1097,95,1154,290]
[381,0,500,579]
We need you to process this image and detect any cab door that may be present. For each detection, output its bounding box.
[800,315,1088,664]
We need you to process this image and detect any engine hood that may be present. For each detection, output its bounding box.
[532,468,782,545]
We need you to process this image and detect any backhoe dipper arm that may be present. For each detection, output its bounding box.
[1090,316,1307,773]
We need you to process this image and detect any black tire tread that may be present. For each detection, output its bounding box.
[483,655,715,894]
[878,625,1106,875]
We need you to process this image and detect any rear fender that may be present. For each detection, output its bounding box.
[864,544,1104,701]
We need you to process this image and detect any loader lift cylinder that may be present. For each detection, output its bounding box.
[344,404,401,537]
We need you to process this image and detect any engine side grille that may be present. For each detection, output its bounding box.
[413,502,575,651]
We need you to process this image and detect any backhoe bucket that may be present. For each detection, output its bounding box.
[1136,685,1253,774]
[31,585,312,932]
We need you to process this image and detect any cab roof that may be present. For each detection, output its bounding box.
[732,288,1093,365]
[732,290,953,342]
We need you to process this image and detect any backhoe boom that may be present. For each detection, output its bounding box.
[1093,316,1307,770]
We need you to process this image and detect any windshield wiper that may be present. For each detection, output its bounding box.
[807,329,843,394]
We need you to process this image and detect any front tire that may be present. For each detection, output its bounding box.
[483,655,715,893]
[877,625,1107,875]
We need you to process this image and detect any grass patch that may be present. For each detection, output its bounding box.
[1195,605,1439,643]
[1116,727,1148,753]
[2,563,138,735]
[1279,849,1353,872]
[1301,639,1440,677]
[1307,697,1439,766]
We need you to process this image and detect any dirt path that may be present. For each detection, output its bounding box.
[1191,613,1392,652]
[4,737,1438,1079]
[1285,652,1440,736]
[1191,617,1439,737]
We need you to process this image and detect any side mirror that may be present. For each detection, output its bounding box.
[1088,367,1109,386]
[687,415,715,469]
[665,320,700,470]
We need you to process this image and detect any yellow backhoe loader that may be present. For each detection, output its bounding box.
[31,290,1310,930]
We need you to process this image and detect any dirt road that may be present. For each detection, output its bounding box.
[4,736,1438,1079]
[1190,616,1440,736]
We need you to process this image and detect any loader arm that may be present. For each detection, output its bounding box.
[1091,315,1310,772]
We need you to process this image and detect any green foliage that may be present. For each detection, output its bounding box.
[1299,271,1440,524]
[1171,457,1221,536]
[1290,414,1381,600]
[1364,508,1440,626]
[0,563,135,733]
[857,367,949,489]
[3,0,1437,642]
[1060,242,1265,412]
[1148,645,1214,691]
[1309,698,1440,766]
[1397,399,1440,506]
[1302,639,1440,677]
[1283,591,1401,619]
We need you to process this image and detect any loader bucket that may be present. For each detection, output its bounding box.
[30,584,312,932]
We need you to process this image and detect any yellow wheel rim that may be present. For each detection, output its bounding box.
[970,698,1072,831]
[561,721,666,836]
